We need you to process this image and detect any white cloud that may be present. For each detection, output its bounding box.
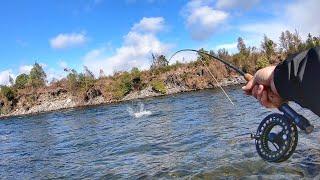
[50,32,87,49]
[132,17,165,33]
[58,61,68,69]
[83,17,171,76]
[240,22,291,42]
[239,0,320,45]
[214,42,238,53]
[0,70,14,86]
[19,65,33,74]
[46,68,65,82]
[216,0,260,10]
[183,0,229,40]
[284,0,320,36]
[169,51,199,64]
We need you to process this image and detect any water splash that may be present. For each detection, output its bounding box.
[127,102,152,118]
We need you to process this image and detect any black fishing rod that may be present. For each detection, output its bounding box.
[170,49,314,163]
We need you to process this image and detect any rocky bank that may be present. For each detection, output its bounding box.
[0,76,245,118]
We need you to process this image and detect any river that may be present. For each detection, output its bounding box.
[0,86,319,179]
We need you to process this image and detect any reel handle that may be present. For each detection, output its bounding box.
[243,73,314,134]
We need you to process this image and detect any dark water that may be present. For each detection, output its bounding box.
[0,86,319,179]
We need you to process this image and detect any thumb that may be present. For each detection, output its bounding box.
[242,78,255,91]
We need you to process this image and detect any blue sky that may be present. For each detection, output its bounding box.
[0,0,319,85]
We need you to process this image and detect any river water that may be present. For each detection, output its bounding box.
[0,86,319,179]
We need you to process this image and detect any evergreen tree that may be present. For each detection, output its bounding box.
[15,74,29,89]
[29,63,47,88]
[261,35,276,60]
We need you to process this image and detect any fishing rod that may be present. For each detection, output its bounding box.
[169,49,314,163]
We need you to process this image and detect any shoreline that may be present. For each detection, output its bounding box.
[0,76,245,119]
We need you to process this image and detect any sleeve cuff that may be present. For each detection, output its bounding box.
[273,63,292,101]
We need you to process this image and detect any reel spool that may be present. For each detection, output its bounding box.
[252,113,298,162]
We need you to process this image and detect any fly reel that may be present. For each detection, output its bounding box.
[251,104,314,162]
[252,113,298,162]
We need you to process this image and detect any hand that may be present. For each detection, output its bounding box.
[242,66,284,108]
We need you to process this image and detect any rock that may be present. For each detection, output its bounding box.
[165,74,183,86]
[196,69,205,76]
[49,88,67,97]
[0,100,4,108]
[66,98,72,104]
[85,88,102,101]
[123,86,161,101]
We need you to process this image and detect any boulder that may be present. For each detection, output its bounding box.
[85,88,102,101]
[0,100,4,108]
[49,88,67,97]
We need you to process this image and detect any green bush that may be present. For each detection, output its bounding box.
[151,80,166,94]
[119,73,132,95]
[256,55,270,69]
[66,70,79,92]
[131,67,143,90]
[15,74,29,89]
[107,72,133,100]
[0,86,15,101]
[66,68,96,94]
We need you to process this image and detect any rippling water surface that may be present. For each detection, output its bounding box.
[0,86,320,179]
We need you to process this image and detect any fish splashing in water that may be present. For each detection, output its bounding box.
[127,102,152,118]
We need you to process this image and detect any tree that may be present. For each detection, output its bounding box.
[15,74,29,89]
[82,66,95,89]
[235,37,252,72]
[99,69,105,78]
[150,54,169,69]
[279,30,302,55]
[84,66,95,79]
[9,76,14,86]
[237,37,249,56]
[66,69,79,92]
[306,33,315,49]
[197,48,211,64]
[29,63,47,88]
[217,48,230,59]
[0,86,15,101]
[261,35,276,61]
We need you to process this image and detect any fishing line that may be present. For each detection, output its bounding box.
[169,49,247,105]
[198,57,235,105]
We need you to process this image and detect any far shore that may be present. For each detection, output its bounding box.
[0,77,245,119]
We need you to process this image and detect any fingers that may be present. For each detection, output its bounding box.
[256,85,264,102]
[260,90,274,108]
[241,70,283,109]
[252,85,259,98]
[249,85,279,108]
[267,90,284,108]
[242,78,255,94]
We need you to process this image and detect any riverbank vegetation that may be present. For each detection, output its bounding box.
[1,30,320,116]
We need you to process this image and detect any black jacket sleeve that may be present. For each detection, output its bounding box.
[274,46,320,116]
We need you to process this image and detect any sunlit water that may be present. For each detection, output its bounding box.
[0,86,319,179]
